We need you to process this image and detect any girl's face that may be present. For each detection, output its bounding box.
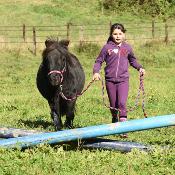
[112,28,125,45]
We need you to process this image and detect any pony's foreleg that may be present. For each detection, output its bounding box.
[64,101,76,129]
[48,98,63,131]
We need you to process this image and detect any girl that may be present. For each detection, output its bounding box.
[92,23,145,136]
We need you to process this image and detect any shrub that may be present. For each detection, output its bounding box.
[100,0,175,19]
[74,42,101,58]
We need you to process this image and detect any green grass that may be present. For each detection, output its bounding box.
[0,0,151,25]
[0,41,174,175]
[0,1,175,175]
[1,0,175,48]
[0,145,174,175]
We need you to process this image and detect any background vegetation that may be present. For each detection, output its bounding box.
[100,0,175,20]
[0,0,174,175]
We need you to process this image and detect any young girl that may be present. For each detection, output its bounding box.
[93,23,145,129]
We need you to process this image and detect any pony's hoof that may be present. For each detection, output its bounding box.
[54,125,62,131]
[64,120,74,129]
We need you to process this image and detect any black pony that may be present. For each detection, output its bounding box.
[36,39,85,130]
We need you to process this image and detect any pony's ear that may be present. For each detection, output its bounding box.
[45,39,55,48]
[59,40,70,49]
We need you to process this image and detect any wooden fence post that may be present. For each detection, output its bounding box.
[23,24,26,42]
[164,21,168,44]
[109,21,112,29]
[33,27,36,55]
[79,25,84,48]
[100,0,104,15]
[67,23,70,40]
[152,19,155,39]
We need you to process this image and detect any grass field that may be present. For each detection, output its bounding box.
[0,1,175,175]
[0,40,174,175]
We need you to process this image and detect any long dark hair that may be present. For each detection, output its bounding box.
[107,23,126,43]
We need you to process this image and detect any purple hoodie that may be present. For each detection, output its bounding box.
[93,41,142,82]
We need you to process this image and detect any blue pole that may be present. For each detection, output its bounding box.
[0,114,174,149]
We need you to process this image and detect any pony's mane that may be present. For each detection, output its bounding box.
[42,39,79,67]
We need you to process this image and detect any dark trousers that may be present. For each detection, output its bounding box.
[106,80,129,118]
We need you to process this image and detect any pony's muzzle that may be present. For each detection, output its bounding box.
[48,70,64,86]
[49,73,62,86]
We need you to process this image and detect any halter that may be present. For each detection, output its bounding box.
[47,63,66,83]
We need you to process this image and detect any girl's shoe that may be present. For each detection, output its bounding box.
[120,133,128,138]
[119,117,128,138]
[119,117,127,122]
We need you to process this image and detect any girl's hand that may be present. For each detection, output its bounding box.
[139,68,146,76]
[93,73,101,81]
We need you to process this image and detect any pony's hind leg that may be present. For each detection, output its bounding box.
[48,101,63,131]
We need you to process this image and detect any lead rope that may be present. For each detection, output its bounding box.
[59,75,147,118]
[101,75,147,118]
[140,75,147,117]
[59,79,95,101]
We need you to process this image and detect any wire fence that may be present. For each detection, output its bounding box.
[0,20,175,55]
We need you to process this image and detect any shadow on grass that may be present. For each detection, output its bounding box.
[18,119,53,130]
[43,138,152,153]
[18,119,83,131]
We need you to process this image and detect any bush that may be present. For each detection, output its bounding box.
[100,0,138,12]
[100,0,175,19]
[74,42,101,58]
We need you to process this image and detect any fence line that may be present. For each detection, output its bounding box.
[0,20,175,55]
